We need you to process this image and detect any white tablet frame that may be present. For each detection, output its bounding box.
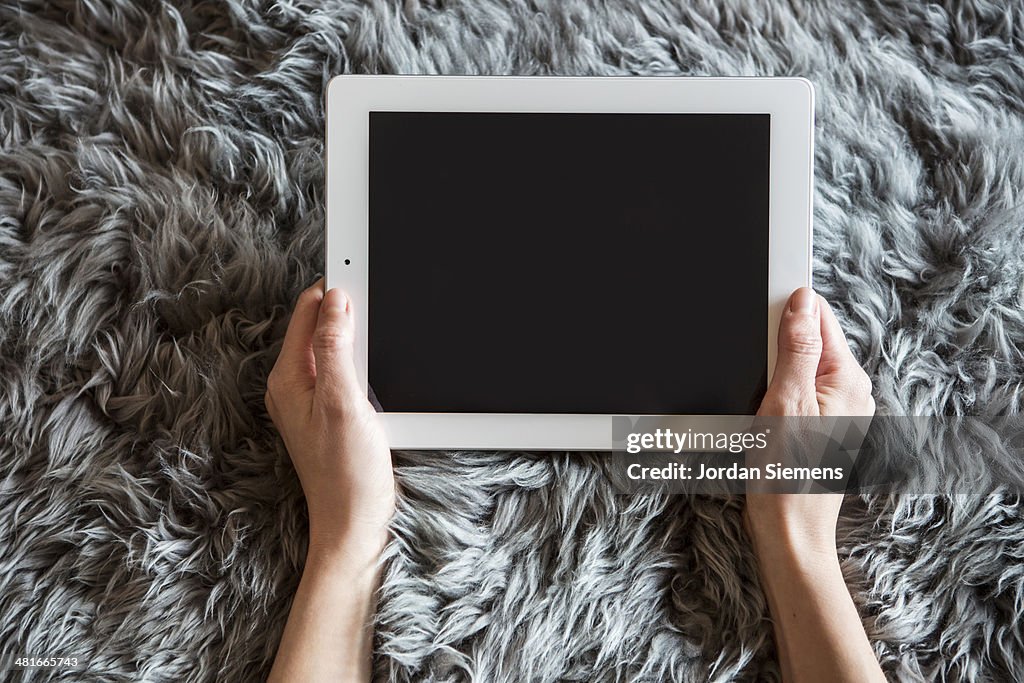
[326,75,814,450]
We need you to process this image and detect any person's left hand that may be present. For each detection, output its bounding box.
[264,280,395,556]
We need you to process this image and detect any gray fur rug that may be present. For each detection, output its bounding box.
[2,1,1024,681]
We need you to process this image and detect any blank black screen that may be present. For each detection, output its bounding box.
[368,112,769,414]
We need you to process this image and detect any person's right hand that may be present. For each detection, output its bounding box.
[744,286,885,683]
[757,287,874,419]
[745,287,875,556]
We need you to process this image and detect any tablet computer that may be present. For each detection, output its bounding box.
[325,76,814,450]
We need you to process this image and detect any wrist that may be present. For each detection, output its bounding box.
[305,536,386,587]
[306,494,393,554]
[308,517,390,566]
[745,510,839,570]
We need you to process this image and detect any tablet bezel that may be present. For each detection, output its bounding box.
[326,75,814,450]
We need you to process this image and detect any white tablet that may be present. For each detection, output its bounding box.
[325,76,814,450]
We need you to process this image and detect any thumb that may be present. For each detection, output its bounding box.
[763,287,823,415]
[311,288,364,407]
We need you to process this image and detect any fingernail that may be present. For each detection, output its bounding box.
[328,289,349,313]
[790,287,817,314]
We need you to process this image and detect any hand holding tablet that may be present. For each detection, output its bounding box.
[264,282,884,682]
[325,76,814,450]
[272,75,885,683]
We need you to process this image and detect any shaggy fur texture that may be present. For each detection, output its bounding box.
[1,1,1023,681]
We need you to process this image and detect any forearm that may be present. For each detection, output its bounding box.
[268,532,386,682]
[751,526,885,683]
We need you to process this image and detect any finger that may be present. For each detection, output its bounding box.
[817,295,858,376]
[272,280,324,390]
[816,295,875,414]
[766,287,823,413]
[311,288,363,405]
